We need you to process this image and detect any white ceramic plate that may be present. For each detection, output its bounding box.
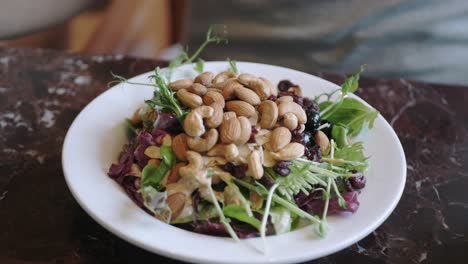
[62,62,406,264]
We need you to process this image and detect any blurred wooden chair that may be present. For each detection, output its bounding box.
[0,0,188,58]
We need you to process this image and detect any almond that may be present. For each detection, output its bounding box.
[219,112,241,144]
[169,78,193,91]
[271,142,305,161]
[176,89,203,109]
[222,79,244,100]
[167,192,187,220]
[194,72,214,87]
[234,86,261,105]
[188,83,207,96]
[315,131,330,156]
[269,127,292,152]
[167,163,186,184]
[258,100,278,129]
[226,100,256,117]
[172,134,188,161]
[203,91,225,108]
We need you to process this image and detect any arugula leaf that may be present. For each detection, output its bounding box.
[341,65,364,95]
[223,205,262,230]
[141,162,170,189]
[160,145,176,167]
[194,58,205,73]
[269,207,292,234]
[330,142,369,172]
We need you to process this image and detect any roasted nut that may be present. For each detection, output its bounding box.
[315,130,331,156]
[278,101,307,124]
[276,96,294,105]
[238,73,257,86]
[283,112,299,130]
[262,149,276,167]
[131,108,142,124]
[212,71,236,85]
[172,134,188,161]
[219,112,241,144]
[258,100,278,129]
[288,86,302,96]
[224,184,242,206]
[169,78,193,91]
[203,91,225,108]
[177,89,203,108]
[144,146,161,159]
[187,128,219,152]
[183,106,214,137]
[167,192,187,220]
[235,116,251,145]
[250,191,264,210]
[226,100,256,117]
[162,134,172,146]
[260,77,277,97]
[207,143,239,162]
[234,86,261,105]
[248,78,271,100]
[271,142,305,161]
[205,102,223,128]
[129,163,142,177]
[179,151,208,185]
[194,72,214,87]
[147,159,161,166]
[222,79,244,100]
[188,83,207,96]
[246,150,264,179]
[269,127,292,152]
[167,163,186,184]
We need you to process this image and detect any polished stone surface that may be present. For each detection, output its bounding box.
[0,47,467,263]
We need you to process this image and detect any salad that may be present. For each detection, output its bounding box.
[108,64,378,242]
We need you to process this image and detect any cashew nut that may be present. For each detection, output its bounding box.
[194,71,214,87]
[237,73,256,86]
[179,151,209,185]
[169,78,193,91]
[207,143,239,162]
[222,79,244,100]
[172,133,188,161]
[260,77,278,97]
[268,127,292,152]
[212,71,236,85]
[248,78,271,100]
[187,128,218,152]
[183,106,214,137]
[176,89,203,109]
[226,100,256,117]
[203,90,225,108]
[278,101,307,124]
[246,150,264,179]
[219,112,241,144]
[234,86,261,105]
[315,130,331,156]
[188,83,207,96]
[276,96,294,105]
[205,102,223,128]
[283,112,298,130]
[271,142,305,161]
[258,100,278,129]
[235,116,251,145]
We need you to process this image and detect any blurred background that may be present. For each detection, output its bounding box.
[1,0,467,85]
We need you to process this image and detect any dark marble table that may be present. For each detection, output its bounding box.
[0,47,467,264]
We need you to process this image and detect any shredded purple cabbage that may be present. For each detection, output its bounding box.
[153,113,182,134]
[295,190,360,215]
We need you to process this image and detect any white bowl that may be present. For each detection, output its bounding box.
[62,62,406,263]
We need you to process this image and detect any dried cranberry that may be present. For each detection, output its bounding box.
[278,80,297,92]
[220,162,247,179]
[305,145,322,162]
[248,126,258,143]
[267,95,277,101]
[349,173,366,189]
[303,97,319,112]
[291,125,305,144]
[259,175,274,188]
[273,161,292,176]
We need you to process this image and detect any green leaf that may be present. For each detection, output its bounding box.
[269,207,292,234]
[140,186,172,223]
[341,65,364,95]
[141,162,170,189]
[194,58,205,73]
[160,146,175,167]
[228,59,238,74]
[333,142,369,172]
[324,98,378,137]
[223,205,262,230]
[331,124,348,148]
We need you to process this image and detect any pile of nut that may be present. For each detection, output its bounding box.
[169,71,307,180]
